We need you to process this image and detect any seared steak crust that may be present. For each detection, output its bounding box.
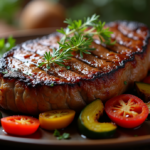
[0,21,150,115]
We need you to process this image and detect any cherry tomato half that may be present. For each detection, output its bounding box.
[105,94,149,128]
[39,109,75,130]
[1,115,40,136]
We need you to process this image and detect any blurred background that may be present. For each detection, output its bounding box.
[0,0,150,39]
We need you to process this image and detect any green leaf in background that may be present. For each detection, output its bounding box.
[6,36,16,49]
[0,39,5,49]
[0,0,21,25]
[0,36,16,58]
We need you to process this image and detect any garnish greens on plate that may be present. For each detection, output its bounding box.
[53,129,70,140]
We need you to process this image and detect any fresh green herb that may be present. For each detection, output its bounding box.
[38,49,72,69]
[58,14,114,45]
[124,81,127,85]
[134,135,138,137]
[53,129,61,137]
[66,66,71,70]
[53,129,70,140]
[0,36,16,58]
[38,14,114,68]
[62,133,70,139]
[2,71,8,74]
[50,83,54,87]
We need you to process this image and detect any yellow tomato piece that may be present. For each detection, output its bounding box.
[39,109,75,130]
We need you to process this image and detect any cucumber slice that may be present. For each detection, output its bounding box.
[77,99,117,139]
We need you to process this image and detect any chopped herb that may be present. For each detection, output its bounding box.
[57,136,63,140]
[134,135,138,137]
[50,83,54,87]
[29,74,32,76]
[66,66,70,70]
[53,129,70,140]
[47,66,50,69]
[2,71,8,74]
[62,133,70,139]
[124,81,127,85]
[53,129,61,137]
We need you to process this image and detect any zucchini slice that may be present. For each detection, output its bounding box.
[77,99,117,139]
[135,81,150,102]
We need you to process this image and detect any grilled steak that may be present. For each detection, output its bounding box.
[0,21,150,115]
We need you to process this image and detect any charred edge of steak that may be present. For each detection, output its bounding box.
[107,20,148,30]
[0,21,150,88]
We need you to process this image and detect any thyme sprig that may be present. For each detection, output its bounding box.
[38,14,114,69]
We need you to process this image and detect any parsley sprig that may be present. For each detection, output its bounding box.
[38,14,114,69]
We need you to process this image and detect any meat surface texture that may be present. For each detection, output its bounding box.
[0,21,150,115]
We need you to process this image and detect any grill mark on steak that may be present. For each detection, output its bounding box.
[108,24,146,51]
[6,57,71,85]
[22,40,123,77]
[23,38,129,66]
[13,49,86,82]
[118,22,148,40]
[106,21,148,40]
[105,42,137,56]
[12,48,102,82]
[22,41,117,71]
[23,39,134,74]
[73,52,117,72]
[22,41,121,76]
[90,42,129,64]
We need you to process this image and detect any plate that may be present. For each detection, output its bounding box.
[1,32,150,150]
[1,107,150,150]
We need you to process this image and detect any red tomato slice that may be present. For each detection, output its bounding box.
[105,94,149,128]
[1,115,40,136]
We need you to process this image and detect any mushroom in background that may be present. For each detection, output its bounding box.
[19,0,66,29]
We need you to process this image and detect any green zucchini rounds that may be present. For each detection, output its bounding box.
[77,99,117,139]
